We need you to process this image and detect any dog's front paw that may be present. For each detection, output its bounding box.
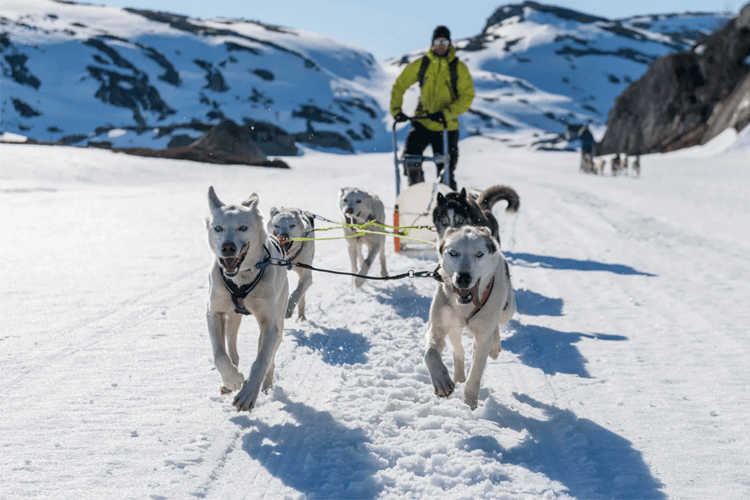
[233,381,259,412]
[285,307,294,319]
[296,312,306,322]
[462,392,479,410]
[220,370,245,394]
[354,276,365,288]
[431,369,455,398]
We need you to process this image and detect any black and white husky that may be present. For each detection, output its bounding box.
[433,185,519,246]
[425,225,516,409]
[205,187,288,412]
[267,207,315,321]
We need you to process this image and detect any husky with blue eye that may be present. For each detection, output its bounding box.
[205,186,289,412]
[433,185,520,246]
[425,225,516,409]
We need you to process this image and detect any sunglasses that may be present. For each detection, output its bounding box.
[433,39,450,47]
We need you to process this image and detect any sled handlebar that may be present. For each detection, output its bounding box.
[392,115,447,131]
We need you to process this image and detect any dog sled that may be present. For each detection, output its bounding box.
[392,117,452,252]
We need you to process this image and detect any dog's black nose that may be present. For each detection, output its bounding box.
[221,242,236,256]
[456,272,472,288]
[345,207,354,214]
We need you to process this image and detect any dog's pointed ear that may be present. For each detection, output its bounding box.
[459,187,467,200]
[208,186,223,210]
[241,193,259,208]
[437,192,446,206]
[269,206,279,218]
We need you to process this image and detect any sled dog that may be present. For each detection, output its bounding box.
[425,225,516,409]
[205,186,289,412]
[338,187,388,287]
[433,185,520,245]
[267,207,315,321]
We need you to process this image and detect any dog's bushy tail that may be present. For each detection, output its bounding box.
[478,185,520,214]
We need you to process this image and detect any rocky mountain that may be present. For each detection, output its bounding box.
[597,2,750,155]
[0,0,733,154]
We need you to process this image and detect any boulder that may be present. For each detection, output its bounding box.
[598,2,750,154]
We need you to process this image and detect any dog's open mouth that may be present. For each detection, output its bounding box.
[452,279,481,306]
[276,234,293,253]
[219,244,249,277]
[453,287,474,305]
[344,211,362,224]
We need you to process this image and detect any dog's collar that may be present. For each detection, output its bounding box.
[284,241,304,270]
[467,277,495,321]
[220,244,275,315]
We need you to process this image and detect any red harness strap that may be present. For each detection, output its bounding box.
[467,277,495,320]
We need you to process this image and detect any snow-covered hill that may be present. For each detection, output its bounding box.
[0,0,732,152]
[0,0,390,151]
[387,2,731,148]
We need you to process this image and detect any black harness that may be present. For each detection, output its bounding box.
[220,238,284,315]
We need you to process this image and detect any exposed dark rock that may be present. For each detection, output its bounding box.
[295,130,354,151]
[598,2,750,154]
[242,120,298,156]
[167,134,196,148]
[193,59,229,92]
[251,69,274,81]
[114,145,290,168]
[189,119,267,162]
[292,104,351,127]
[11,98,41,117]
[703,71,750,143]
[4,53,42,89]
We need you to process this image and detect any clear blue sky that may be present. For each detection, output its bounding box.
[94,0,743,61]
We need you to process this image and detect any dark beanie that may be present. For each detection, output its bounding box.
[432,25,451,41]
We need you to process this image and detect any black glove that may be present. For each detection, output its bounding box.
[427,111,445,124]
[394,112,409,123]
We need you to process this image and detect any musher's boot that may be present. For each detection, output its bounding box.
[405,162,425,185]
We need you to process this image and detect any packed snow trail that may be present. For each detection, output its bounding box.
[1,138,749,499]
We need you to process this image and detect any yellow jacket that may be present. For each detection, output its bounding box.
[390,46,475,132]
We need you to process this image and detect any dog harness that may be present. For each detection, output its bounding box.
[467,277,495,321]
[220,238,284,315]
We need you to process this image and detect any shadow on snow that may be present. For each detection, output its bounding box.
[233,391,382,499]
[514,288,564,316]
[289,322,371,366]
[372,283,432,321]
[506,252,656,276]
[467,394,665,499]
[503,320,627,377]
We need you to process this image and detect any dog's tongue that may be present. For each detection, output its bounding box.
[453,279,482,306]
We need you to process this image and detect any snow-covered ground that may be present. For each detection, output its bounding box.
[1,133,749,499]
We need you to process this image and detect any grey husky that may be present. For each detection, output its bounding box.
[267,207,315,321]
[206,186,289,412]
[425,225,516,409]
[338,187,388,287]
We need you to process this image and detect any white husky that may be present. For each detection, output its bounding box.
[267,207,315,321]
[205,186,289,412]
[338,187,388,287]
[425,225,516,409]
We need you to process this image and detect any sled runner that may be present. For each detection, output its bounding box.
[392,117,452,251]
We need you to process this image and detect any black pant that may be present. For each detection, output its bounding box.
[403,122,459,190]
